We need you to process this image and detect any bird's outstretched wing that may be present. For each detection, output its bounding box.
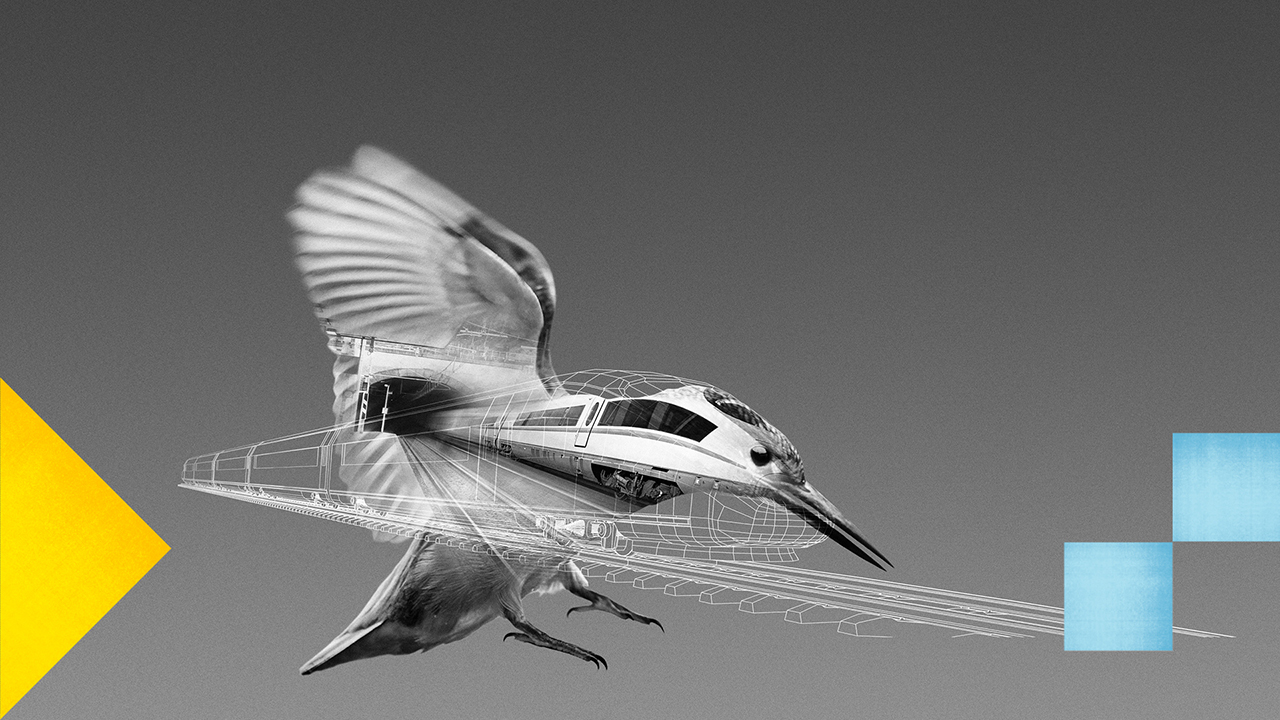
[288,147,561,540]
[290,145,558,385]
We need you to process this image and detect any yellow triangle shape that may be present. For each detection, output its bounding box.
[1,379,169,716]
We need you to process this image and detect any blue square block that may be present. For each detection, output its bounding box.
[1173,433,1280,542]
[1064,542,1172,651]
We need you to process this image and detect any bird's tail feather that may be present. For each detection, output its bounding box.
[299,536,428,675]
[299,620,390,675]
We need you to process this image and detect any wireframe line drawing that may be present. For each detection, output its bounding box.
[183,147,1229,673]
[182,470,1230,643]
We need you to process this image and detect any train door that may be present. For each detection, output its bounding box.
[573,399,602,448]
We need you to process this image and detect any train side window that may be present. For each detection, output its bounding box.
[556,405,584,424]
[516,404,586,427]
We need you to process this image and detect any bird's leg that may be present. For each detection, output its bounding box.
[500,606,608,670]
[560,562,664,632]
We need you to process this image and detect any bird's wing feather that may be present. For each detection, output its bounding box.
[289,147,565,542]
[345,147,557,338]
[290,146,552,351]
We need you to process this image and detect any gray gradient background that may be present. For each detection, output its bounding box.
[3,1,1277,718]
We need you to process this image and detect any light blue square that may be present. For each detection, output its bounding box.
[1064,542,1172,651]
[1173,433,1280,541]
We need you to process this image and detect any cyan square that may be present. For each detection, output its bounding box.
[1173,433,1280,541]
[1064,542,1172,651]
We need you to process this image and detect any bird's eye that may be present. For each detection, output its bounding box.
[750,446,771,466]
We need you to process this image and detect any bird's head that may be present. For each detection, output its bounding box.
[700,387,892,571]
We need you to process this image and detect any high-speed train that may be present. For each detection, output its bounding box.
[376,368,780,511]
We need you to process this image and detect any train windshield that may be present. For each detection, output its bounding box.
[598,399,716,442]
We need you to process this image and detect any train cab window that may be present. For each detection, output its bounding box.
[515,404,585,427]
[599,399,716,442]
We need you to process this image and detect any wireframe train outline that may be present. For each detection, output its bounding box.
[185,327,837,565]
[179,342,1234,642]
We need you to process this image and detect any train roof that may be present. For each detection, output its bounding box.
[553,369,718,400]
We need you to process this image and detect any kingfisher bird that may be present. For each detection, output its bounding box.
[289,147,890,673]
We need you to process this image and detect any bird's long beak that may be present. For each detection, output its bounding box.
[761,475,893,571]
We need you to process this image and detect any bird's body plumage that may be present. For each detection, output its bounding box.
[302,538,576,674]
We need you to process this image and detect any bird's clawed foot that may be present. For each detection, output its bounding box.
[502,621,608,670]
[566,588,664,632]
